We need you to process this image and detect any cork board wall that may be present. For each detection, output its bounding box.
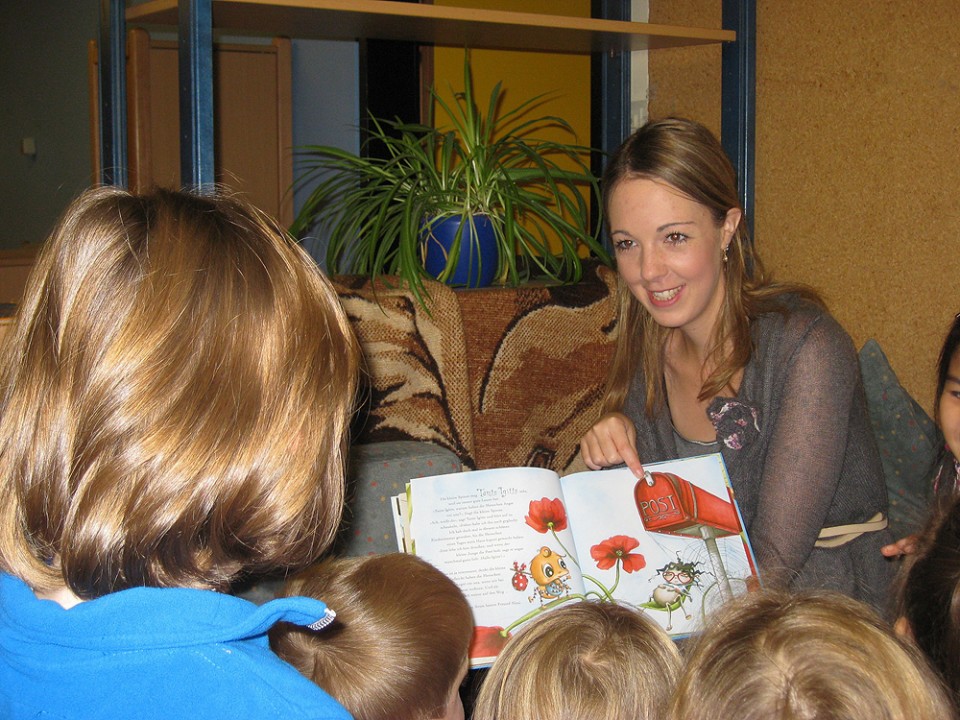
[648,0,960,415]
[648,0,723,133]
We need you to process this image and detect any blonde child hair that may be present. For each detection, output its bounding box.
[0,185,360,597]
[471,600,682,720]
[670,589,955,720]
[271,553,474,720]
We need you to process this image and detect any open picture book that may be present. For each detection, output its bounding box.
[393,452,760,668]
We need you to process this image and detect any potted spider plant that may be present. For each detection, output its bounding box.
[290,52,611,307]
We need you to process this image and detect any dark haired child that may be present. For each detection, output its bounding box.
[271,553,473,720]
[883,312,960,557]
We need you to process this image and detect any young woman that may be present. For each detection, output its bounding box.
[0,186,360,719]
[580,117,893,609]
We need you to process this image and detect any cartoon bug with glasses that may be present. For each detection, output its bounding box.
[640,557,703,630]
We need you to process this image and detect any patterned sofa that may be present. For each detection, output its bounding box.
[334,261,620,473]
[329,262,620,557]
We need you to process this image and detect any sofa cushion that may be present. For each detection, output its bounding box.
[458,263,619,471]
[335,440,462,556]
[334,262,619,474]
[334,276,477,467]
[858,339,939,539]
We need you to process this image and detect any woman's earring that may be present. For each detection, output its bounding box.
[722,245,730,263]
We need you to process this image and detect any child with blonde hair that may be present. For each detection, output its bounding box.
[471,600,681,720]
[670,589,954,720]
[0,186,360,719]
[271,553,474,720]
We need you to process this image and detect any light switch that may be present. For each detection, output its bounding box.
[20,137,36,156]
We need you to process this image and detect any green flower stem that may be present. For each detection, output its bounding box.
[502,593,585,635]
[606,562,623,597]
[549,526,578,568]
[580,572,616,601]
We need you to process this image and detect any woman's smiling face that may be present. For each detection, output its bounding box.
[608,177,740,344]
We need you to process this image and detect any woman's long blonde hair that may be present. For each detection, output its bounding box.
[0,186,360,598]
[601,118,820,415]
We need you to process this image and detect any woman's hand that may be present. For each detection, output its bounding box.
[880,534,919,558]
[579,412,644,479]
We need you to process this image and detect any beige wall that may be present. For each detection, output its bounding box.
[649,0,960,414]
[0,246,40,305]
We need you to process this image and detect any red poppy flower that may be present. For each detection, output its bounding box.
[470,626,511,660]
[525,497,568,533]
[590,535,646,573]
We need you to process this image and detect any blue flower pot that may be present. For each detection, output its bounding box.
[421,215,498,288]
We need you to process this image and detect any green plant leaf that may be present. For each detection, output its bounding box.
[288,48,611,309]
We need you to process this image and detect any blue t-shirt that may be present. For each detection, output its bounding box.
[0,572,352,720]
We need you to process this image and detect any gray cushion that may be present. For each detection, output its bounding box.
[858,339,939,539]
[335,441,463,556]
[234,440,463,603]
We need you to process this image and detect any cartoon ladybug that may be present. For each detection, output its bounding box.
[511,562,528,591]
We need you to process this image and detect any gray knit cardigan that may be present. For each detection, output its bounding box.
[622,296,895,612]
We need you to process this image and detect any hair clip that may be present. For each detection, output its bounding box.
[307,607,337,632]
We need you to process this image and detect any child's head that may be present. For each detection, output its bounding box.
[471,600,682,720]
[897,494,960,710]
[671,589,954,720]
[270,553,473,720]
[936,313,960,461]
[0,186,360,599]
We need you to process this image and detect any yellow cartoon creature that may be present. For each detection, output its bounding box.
[528,546,571,604]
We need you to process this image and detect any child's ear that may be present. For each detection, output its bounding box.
[894,615,913,640]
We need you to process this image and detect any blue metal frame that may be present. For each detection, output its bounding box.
[721,0,756,239]
[98,0,127,187]
[591,0,631,251]
[103,0,753,213]
[179,0,215,192]
[592,0,631,165]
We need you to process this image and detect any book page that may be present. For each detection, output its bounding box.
[405,467,587,665]
[558,453,758,637]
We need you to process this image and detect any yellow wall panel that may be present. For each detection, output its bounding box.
[431,1,593,256]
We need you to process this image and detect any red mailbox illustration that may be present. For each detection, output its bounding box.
[635,471,745,602]
[634,471,742,537]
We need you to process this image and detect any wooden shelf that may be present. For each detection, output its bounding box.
[126,0,735,54]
